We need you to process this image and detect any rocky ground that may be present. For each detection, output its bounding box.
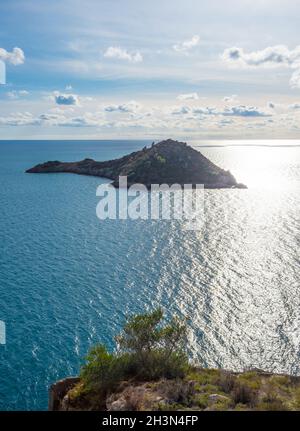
[50,368,300,411]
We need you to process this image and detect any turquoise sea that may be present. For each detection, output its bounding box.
[0,139,299,410]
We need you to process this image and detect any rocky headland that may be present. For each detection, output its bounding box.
[26,139,247,189]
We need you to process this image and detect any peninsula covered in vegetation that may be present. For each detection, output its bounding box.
[49,310,300,411]
[27,139,247,189]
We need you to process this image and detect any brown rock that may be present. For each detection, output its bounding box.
[48,377,80,411]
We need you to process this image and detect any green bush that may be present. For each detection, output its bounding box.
[115,308,189,380]
[80,345,127,395]
[80,309,189,396]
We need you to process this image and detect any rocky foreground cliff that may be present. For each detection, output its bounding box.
[48,310,299,411]
[26,139,247,189]
[49,368,300,411]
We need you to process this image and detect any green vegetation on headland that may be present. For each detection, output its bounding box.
[50,309,300,411]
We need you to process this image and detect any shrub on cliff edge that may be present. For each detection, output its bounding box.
[115,308,189,380]
[80,308,189,396]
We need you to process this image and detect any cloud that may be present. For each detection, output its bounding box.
[177,92,199,101]
[0,110,106,128]
[223,94,238,103]
[222,45,300,90]
[0,47,25,65]
[0,112,38,126]
[0,98,278,135]
[266,101,300,111]
[39,113,62,122]
[222,45,300,67]
[193,106,218,115]
[6,90,29,99]
[104,47,143,63]
[54,92,79,106]
[289,102,300,110]
[222,105,271,117]
[169,104,269,117]
[170,106,191,115]
[173,35,200,53]
[218,118,233,126]
[82,96,94,102]
[104,101,141,113]
[41,110,107,127]
[290,69,300,89]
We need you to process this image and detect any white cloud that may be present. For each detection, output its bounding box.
[103,100,142,113]
[194,107,218,115]
[48,107,74,115]
[6,90,29,99]
[104,47,143,63]
[266,101,300,112]
[173,35,200,53]
[289,102,300,110]
[0,110,107,128]
[0,112,38,126]
[0,47,25,65]
[54,92,79,106]
[222,105,271,117]
[0,100,281,136]
[290,69,300,89]
[218,118,233,126]
[222,45,300,90]
[177,92,199,101]
[170,104,270,117]
[223,94,238,103]
[82,96,94,102]
[222,45,300,67]
[170,106,191,115]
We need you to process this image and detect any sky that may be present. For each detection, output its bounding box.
[0,0,300,140]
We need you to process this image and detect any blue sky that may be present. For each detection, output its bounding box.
[0,0,300,139]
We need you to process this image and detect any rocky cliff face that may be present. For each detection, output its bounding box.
[26,139,247,189]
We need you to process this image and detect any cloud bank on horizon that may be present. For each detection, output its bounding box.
[0,0,300,139]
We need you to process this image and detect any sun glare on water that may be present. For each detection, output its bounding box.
[194,140,300,190]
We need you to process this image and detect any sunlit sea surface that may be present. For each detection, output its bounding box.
[0,139,299,410]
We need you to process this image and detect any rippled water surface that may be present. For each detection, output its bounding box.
[0,140,299,410]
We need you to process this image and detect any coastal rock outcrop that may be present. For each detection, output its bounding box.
[48,377,80,411]
[26,139,247,189]
[49,370,300,411]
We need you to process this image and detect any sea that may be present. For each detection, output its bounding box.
[0,139,299,410]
